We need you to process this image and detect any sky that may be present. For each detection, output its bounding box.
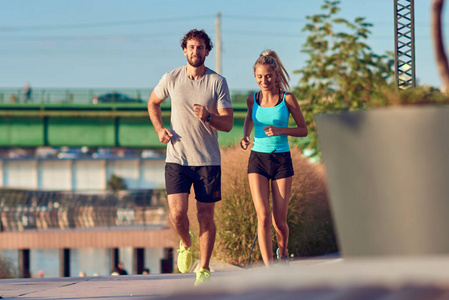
[1,0,447,91]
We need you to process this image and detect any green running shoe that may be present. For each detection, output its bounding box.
[177,231,194,273]
[194,268,211,287]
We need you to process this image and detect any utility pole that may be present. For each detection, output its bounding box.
[215,12,222,75]
[394,0,416,89]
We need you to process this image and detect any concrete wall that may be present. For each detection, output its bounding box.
[0,158,165,191]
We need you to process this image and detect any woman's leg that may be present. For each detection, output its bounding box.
[271,176,292,258]
[248,173,272,267]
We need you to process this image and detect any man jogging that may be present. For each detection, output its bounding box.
[147,29,233,286]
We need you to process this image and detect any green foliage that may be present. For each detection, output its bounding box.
[214,145,337,267]
[107,174,127,193]
[293,0,394,160]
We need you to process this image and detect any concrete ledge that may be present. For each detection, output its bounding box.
[4,256,449,299]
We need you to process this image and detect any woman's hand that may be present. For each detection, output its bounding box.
[240,136,250,150]
[264,126,281,136]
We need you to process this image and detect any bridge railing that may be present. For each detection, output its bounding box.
[0,188,168,232]
[0,87,251,105]
[0,87,151,104]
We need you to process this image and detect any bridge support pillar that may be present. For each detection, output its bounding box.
[160,247,173,273]
[110,248,119,274]
[60,248,70,277]
[133,248,145,275]
[18,249,31,278]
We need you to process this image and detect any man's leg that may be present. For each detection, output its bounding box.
[168,192,194,273]
[167,193,191,248]
[196,201,216,270]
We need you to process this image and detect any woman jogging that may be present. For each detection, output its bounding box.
[240,50,308,267]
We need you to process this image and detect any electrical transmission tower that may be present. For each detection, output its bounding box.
[394,0,416,89]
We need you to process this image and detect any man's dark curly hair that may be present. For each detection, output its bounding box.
[180,29,213,51]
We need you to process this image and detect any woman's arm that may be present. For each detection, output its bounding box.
[240,94,255,150]
[263,93,308,137]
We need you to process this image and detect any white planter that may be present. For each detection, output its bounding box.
[316,106,449,256]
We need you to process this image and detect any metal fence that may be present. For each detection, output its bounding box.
[0,188,168,232]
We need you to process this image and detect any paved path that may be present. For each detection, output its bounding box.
[3,255,449,299]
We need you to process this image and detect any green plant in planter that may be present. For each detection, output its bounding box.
[291,0,394,161]
[368,86,449,107]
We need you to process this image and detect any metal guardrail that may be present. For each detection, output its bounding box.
[0,188,168,232]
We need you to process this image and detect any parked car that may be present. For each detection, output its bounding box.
[92,92,145,104]
[92,148,115,159]
[35,147,58,158]
[141,150,164,159]
[57,151,79,159]
[57,148,81,159]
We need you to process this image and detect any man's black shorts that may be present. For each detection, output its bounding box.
[247,151,294,180]
[165,163,222,203]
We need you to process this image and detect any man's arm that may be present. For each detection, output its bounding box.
[210,108,234,132]
[148,91,173,144]
[193,105,234,132]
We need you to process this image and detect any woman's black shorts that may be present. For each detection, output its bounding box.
[247,151,294,180]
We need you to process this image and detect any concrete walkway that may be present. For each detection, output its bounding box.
[3,255,449,299]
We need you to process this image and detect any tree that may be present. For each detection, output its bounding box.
[292,0,394,159]
[0,255,17,279]
[432,0,449,92]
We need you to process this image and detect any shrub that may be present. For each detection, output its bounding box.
[214,144,337,267]
[214,146,259,267]
[0,255,17,279]
[287,145,338,257]
[107,174,127,193]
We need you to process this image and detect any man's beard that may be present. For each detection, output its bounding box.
[187,55,205,68]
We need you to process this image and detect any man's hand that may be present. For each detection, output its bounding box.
[157,128,173,144]
[193,104,209,122]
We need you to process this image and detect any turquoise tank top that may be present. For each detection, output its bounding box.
[252,92,290,153]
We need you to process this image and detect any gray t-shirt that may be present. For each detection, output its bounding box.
[154,66,232,166]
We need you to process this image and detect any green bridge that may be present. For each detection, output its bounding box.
[0,102,247,148]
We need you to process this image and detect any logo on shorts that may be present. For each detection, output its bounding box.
[214,191,221,199]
